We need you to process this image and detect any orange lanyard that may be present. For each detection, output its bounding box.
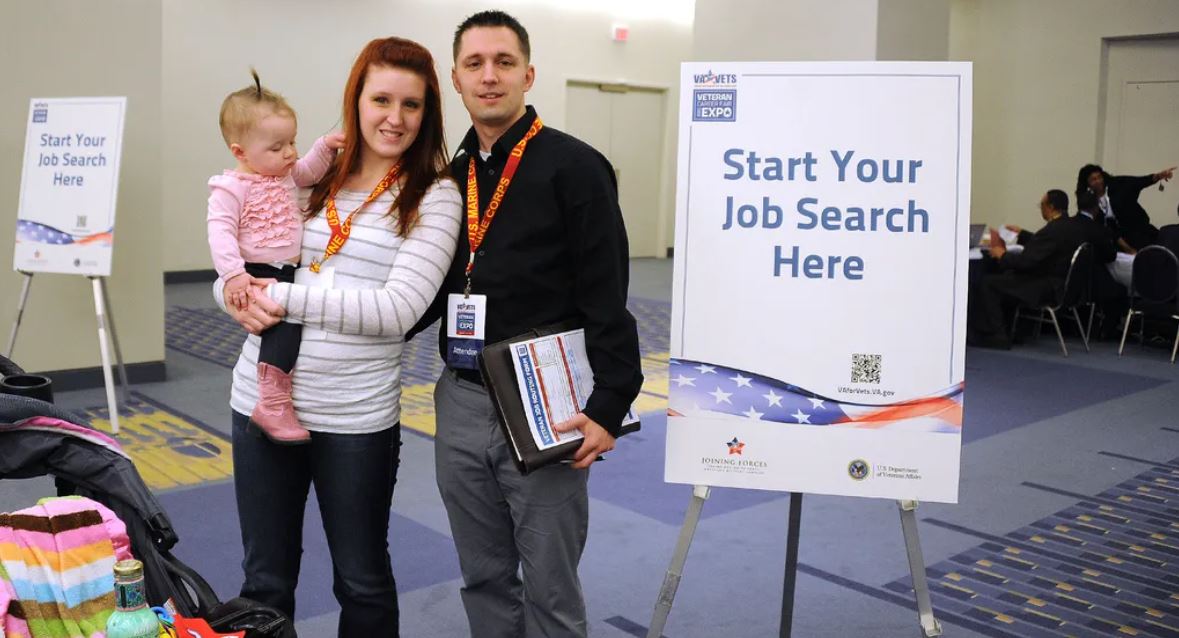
[464,118,544,292]
[310,162,401,273]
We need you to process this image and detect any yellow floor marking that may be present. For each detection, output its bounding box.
[88,403,233,491]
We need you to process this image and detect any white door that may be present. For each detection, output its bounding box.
[565,82,666,257]
[1102,38,1179,225]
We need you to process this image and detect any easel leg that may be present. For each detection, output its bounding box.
[6,271,34,359]
[647,484,710,638]
[97,277,132,404]
[780,492,803,638]
[91,277,121,434]
[897,500,943,637]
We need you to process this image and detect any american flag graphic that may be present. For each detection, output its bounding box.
[668,358,962,434]
[16,220,112,246]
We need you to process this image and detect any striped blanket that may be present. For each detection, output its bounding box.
[0,496,133,638]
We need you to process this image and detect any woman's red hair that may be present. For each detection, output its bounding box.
[307,37,448,237]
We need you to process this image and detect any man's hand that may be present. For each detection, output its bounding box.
[225,280,283,335]
[988,229,1006,259]
[552,413,615,470]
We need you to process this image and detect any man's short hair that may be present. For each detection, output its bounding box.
[1074,189,1098,213]
[453,10,531,61]
[1046,189,1069,215]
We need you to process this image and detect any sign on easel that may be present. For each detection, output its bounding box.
[666,62,971,503]
[14,97,126,276]
[8,97,129,434]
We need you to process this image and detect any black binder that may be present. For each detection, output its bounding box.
[477,322,641,474]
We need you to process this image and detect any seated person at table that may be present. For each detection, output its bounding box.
[967,189,1088,349]
[1070,190,1124,337]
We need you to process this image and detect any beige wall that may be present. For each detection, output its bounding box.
[950,0,1179,230]
[876,0,950,61]
[1,0,164,373]
[693,0,879,61]
[162,0,692,271]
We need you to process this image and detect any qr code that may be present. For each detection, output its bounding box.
[851,354,881,384]
[76,215,87,228]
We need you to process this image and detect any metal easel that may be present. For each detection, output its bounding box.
[647,488,942,637]
[7,271,130,433]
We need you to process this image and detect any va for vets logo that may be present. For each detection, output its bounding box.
[692,69,737,122]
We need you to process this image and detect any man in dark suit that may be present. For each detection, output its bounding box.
[1076,163,1175,250]
[968,189,1091,349]
[1071,190,1125,338]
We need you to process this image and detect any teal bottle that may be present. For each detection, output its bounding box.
[105,559,160,638]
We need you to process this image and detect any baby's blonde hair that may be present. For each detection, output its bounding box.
[218,69,296,147]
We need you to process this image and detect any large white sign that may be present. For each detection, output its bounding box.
[665,62,971,503]
[14,97,126,276]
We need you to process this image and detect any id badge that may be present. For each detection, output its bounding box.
[293,266,334,339]
[446,293,487,369]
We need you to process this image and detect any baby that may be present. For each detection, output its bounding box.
[207,70,342,445]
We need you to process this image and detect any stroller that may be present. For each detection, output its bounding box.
[0,354,295,637]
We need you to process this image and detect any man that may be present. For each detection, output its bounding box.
[1067,189,1124,338]
[1075,163,1175,250]
[409,11,643,637]
[968,189,1092,348]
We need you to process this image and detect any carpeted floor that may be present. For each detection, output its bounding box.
[6,258,1179,637]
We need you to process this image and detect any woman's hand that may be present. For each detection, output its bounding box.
[225,280,284,335]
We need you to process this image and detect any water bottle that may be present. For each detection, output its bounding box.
[105,559,160,638]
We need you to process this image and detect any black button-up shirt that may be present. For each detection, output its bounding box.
[412,106,643,434]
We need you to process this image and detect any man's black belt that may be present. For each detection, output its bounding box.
[453,368,484,386]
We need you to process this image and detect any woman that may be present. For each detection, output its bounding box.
[1075,163,1175,251]
[217,37,462,636]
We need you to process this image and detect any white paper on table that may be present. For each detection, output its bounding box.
[997,225,1020,246]
[509,328,638,452]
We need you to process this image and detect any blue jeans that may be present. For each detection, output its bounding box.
[231,412,401,636]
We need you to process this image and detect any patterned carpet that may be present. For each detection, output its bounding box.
[886,459,1179,637]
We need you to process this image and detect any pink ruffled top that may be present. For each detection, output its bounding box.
[206,136,335,280]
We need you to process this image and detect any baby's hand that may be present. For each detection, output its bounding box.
[224,272,253,311]
[324,132,346,151]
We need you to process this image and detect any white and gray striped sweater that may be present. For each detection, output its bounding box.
[222,179,462,434]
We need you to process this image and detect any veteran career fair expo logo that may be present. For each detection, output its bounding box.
[700,436,768,475]
[692,70,737,123]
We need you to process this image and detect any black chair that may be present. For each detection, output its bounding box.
[1010,243,1094,357]
[1118,245,1179,364]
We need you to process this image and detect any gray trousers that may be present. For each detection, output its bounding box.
[434,369,590,638]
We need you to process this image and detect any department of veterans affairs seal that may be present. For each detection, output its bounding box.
[848,459,870,481]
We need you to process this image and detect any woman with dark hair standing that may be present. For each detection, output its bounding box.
[1075,163,1175,251]
[216,37,462,636]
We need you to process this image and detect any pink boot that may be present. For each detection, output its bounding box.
[250,362,310,445]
